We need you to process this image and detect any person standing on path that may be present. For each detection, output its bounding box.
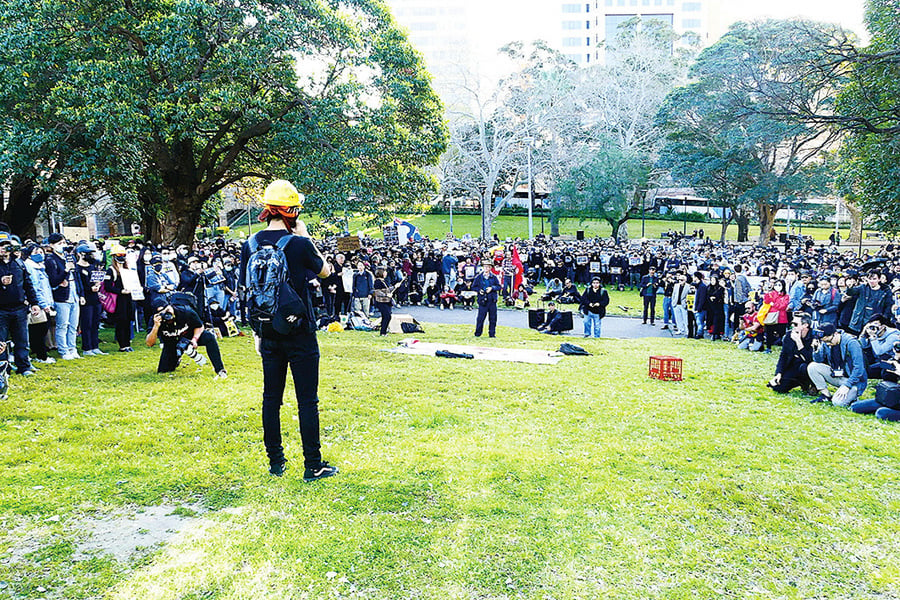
[472,260,500,338]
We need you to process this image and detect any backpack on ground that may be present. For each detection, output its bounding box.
[347,311,374,331]
[245,234,313,337]
[400,320,425,334]
[875,381,900,410]
[558,342,591,356]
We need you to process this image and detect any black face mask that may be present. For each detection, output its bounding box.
[153,265,163,272]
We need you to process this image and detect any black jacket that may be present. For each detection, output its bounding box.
[579,287,609,317]
[0,258,38,309]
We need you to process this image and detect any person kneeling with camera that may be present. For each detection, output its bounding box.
[146,297,227,378]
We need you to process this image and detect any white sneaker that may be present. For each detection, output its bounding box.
[216,370,228,379]
[71,352,82,359]
[94,349,109,356]
[60,353,76,360]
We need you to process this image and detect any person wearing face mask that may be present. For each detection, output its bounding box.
[44,233,84,360]
[145,253,176,307]
[75,242,107,356]
[103,247,135,352]
[0,233,41,376]
[146,297,227,377]
[22,244,55,364]
[221,257,240,320]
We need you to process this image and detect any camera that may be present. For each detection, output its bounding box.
[162,312,175,322]
[811,329,825,341]
[893,340,900,354]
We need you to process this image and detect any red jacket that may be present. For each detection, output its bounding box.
[763,291,790,324]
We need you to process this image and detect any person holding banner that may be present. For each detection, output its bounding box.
[75,242,107,356]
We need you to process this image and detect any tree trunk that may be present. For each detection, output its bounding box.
[845,199,862,244]
[549,198,560,237]
[481,192,493,240]
[757,203,779,247]
[608,219,620,241]
[3,176,49,238]
[157,191,207,246]
[719,215,733,243]
[735,212,751,243]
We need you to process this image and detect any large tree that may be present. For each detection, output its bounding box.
[554,17,690,237]
[657,19,842,245]
[0,0,446,244]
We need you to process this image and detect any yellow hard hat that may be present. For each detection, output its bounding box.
[263,179,304,208]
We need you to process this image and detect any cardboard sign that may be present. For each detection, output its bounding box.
[89,270,106,284]
[337,236,361,252]
[590,262,601,273]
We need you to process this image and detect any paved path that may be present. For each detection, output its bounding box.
[392,305,671,340]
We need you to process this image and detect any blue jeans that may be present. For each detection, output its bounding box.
[694,310,707,337]
[0,306,32,373]
[583,313,601,337]
[55,301,79,356]
[662,297,673,325]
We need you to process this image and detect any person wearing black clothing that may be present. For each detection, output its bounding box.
[579,277,609,338]
[0,234,40,376]
[706,274,726,340]
[538,302,567,334]
[75,243,106,356]
[472,261,501,338]
[639,267,659,325]
[372,268,400,336]
[239,180,337,482]
[767,313,815,394]
[146,297,226,376]
[103,251,135,352]
[692,272,708,339]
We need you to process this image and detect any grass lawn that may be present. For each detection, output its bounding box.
[228,213,875,244]
[4,325,900,599]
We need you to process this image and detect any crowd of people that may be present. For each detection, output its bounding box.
[2,218,900,425]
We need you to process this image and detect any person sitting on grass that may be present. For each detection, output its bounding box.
[807,323,867,406]
[511,283,530,308]
[858,314,900,380]
[849,342,900,420]
[457,280,477,310]
[736,301,764,351]
[766,312,814,394]
[146,297,227,378]
[537,301,568,335]
[439,285,457,310]
[557,278,582,305]
[542,277,562,302]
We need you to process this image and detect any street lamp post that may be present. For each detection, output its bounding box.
[525,137,534,240]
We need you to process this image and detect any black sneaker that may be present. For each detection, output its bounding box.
[269,460,288,477]
[810,394,830,404]
[304,462,338,482]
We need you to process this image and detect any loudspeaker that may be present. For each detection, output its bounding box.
[528,309,545,329]
[576,230,585,241]
[876,381,900,410]
[558,311,574,331]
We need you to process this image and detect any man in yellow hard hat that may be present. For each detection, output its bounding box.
[240,179,337,481]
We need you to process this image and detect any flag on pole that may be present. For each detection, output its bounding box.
[394,218,422,245]
[511,246,524,291]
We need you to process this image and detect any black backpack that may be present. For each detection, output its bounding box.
[245,234,313,337]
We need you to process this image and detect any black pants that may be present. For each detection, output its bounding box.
[157,331,224,374]
[687,310,696,338]
[0,307,31,373]
[375,301,391,335]
[475,302,497,337]
[80,303,101,352]
[731,302,746,333]
[259,334,322,469]
[770,363,810,394]
[29,320,50,360]
[642,295,656,324]
[765,323,787,350]
[114,319,132,349]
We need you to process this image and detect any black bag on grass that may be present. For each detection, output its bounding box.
[558,343,591,356]
[875,381,900,410]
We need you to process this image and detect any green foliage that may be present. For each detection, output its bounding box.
[0,0,447,243]
[834,0,900,232]
[555,139,650,236]
[658,19,843,245]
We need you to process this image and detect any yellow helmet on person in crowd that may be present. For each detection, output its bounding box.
[263,180,305,208]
